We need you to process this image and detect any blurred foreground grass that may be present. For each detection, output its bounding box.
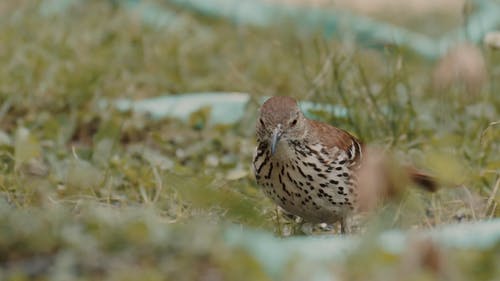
[0,1,499,280]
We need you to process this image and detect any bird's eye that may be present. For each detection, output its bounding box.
[290,119,297,126]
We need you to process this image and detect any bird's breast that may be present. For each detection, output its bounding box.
[253,140,358,223]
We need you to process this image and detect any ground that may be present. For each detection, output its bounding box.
[0,1,499,280]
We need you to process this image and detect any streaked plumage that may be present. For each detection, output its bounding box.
[253,96,435,233]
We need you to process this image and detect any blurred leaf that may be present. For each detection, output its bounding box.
[128,144,174,170]
[0,130,12,146]
[166,172,266,226]
[92,138,115,166]
[94,116,122,142]
[424,151,468,185]
[65,159,104,192]
[14,127,41,169]
[188,106,211,130]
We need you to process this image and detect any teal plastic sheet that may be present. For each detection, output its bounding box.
[114,92,348,124]
[41,0,500,59]
[167,0,500,60]
[115,92,250,124]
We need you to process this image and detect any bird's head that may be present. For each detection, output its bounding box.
[256,96,307,155]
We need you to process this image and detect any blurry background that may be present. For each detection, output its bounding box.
[269,0,464,35]
[0,0,499,280]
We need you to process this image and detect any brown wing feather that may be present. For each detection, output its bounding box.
[306,118,437,192]
[307,119,363,163]
[406,166,438,192]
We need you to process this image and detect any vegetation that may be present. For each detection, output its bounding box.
[0,1,498,280]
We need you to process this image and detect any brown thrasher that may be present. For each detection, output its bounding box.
[253,96,436,233]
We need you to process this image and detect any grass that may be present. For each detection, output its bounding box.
[0,0,499,280]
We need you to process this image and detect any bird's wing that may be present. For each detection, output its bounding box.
[308,119,363,166]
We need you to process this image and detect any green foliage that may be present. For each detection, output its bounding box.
[0,0,498,280]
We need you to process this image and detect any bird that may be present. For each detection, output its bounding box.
[252,96,436,233]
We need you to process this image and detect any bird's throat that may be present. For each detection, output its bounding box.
[270,140,293,161]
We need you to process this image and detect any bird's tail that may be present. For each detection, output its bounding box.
[406,167,438,192]
[356,148,438,211]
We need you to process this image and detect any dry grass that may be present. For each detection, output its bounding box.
[0,0,498,280]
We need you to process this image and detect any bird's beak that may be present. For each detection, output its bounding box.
[271,125,282,155]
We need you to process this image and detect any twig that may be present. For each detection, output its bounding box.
[461,185,477,221]
[305,50,335,100]
[71,146,80,160]
[0,97,12,121]
[479,120,500,145]
[139,185,150,204]
[485,176,499,218]
[152,165,163,203]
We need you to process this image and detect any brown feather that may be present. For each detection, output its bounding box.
[308,119,363,161]
[406,167,438,192]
